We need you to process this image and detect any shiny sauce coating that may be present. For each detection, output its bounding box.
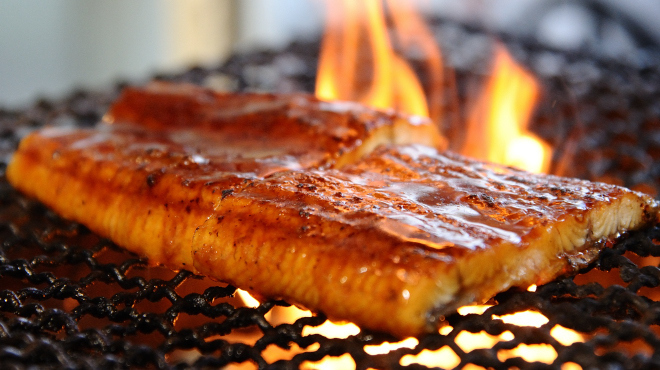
[230,144,639,258]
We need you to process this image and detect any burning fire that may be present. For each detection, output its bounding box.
[315,0,551,174]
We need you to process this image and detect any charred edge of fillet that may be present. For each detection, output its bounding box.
[423,199,659,333]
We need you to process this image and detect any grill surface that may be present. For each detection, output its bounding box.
[2,19,660,369]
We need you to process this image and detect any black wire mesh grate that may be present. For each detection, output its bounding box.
[1,180,660,369]
[2,19,660,369]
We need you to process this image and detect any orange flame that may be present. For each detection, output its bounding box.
[385,0,448,124]
[316,0,429,117]
[464,44,552,173]
[316,1,551,174]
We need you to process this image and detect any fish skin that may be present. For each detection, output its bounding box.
[6,83,658,337]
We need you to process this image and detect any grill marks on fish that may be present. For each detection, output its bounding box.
[6,83,659,337]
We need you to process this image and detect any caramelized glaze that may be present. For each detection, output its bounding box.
[105,83,444,168]
[341,145,637,251]
[7,83,658,337]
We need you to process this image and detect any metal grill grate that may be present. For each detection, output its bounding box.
[2,19,660,369]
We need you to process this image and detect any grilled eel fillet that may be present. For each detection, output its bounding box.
[7,83,442,270]
[7,83,658,337]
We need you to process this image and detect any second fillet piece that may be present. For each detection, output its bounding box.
[7,83,659,337]
[192,144,658,337]
[7,83,442,270]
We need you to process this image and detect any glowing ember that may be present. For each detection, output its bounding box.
[494,310,549,327]
[399,346,460,368]
[439,325,453,335]
[269,304,313,326]
[234,292,584,368]
[551,325,586,346]
[364,337,418,355]
[392,306,583,368]
[302,320,361,339]
[456,330,514,353]
[388,307,584,367]
[498,343,558,364]
[236,288,260,308]
[261,342,319,365]
[464,44,552,173]
[457,304,492,315]
[302,354,356,370]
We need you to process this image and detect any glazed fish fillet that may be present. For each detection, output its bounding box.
[7,83,441,269]
[7,84,658,337]
[104,82,445,168]
[192,145,658,336]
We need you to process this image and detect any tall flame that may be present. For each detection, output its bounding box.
[385,0,448,124]
[463,44,552,173]
[315,0,429,117]
[316,1,551,174]
[236,290,585,368]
